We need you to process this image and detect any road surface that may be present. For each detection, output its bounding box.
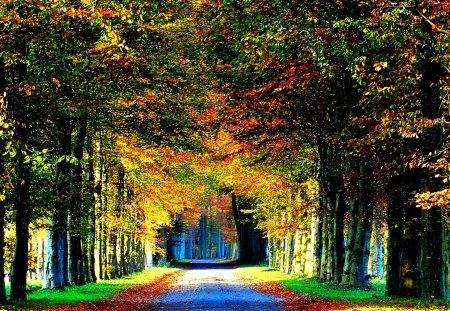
[148,259,284,310]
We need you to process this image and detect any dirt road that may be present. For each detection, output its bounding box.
[148,260,284,310]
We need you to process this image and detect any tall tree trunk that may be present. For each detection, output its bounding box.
[349,163,374,287]
[86,142,96,283]
[414,15,447,297]
[312,209,323,278]
[93,136,103,280]
[101,164,109,279]
[69,117,87,285]
[399,169,422,297]
[43,117,72,289]
[129,234,137,271]
[180,231,186,259]
[114,166,125,276]
[342,193,357,284]
[0,189,6,304]
[119,233,127,276]
[108,232,118,279]
[0,57,7,304]
[343,162,374,287]
[232,194,267,264]
[101,226,108,279]
[333,185,346,283]
[385,175,404,296]
[10,149,31,299]
[421,205,447,298]
[320,212,330,281]
[187,227,193,259]
[370,220,384,279]
[317,140,346,283]
[9,42,32,301]
[199,214,207,259]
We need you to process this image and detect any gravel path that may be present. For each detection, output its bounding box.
[148,260,284,310]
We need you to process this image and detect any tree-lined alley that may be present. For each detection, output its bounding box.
[0,0,449,305]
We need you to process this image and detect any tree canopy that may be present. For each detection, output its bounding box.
[0,0,449,303]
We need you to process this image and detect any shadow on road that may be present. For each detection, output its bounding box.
[172,259,238,270]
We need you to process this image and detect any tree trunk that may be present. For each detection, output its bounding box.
[93,135,103,281]
[9,42,32,301]
[10,125,32,300]
[86,144,96,283]
[399,170,422,297]
[421,205,447,298]
[0,57,7,303]
[68,117,87,285]
[101,164,109,279]
[108,232,118,279]
[370,220,384,279]
[333,187,346,283]
[320,212,330,281]
[43,117,72,289]
[199,214,207,259]
[180,231,186,259]
[186,227,193,259]
[317,140,346,283]
[126,234,132,272]
[312,210,323,278]
[343,162,374,287]
[386,175,404,296]
[0,191,6,304]
[231,194,267,264]
[414,16,447,298]
[119,233,127,276]
[0,62,6,302]
[342,192,357,284]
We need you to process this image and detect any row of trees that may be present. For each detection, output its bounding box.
[0,0,217,302]
[198,0,450,299]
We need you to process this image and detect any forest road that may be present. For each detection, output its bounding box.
[147,259,284,310]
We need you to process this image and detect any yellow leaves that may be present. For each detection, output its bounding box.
[0,194,5,201]
[205,130,242,157]
[116,136,205,230]
[52,77,61,88]
[416,189,450,209]
[374,61,387,72]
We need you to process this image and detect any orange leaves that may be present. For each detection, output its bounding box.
[18,84,36,96]
[204,130,243,158]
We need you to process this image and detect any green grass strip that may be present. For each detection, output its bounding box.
[5,267,179,310]
[235,266,448,310]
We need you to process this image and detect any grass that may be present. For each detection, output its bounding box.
[4,267,179,310]
[235,266,448,311]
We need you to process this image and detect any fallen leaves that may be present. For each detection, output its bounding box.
[42,270,184,311]
[249,280,347,311]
